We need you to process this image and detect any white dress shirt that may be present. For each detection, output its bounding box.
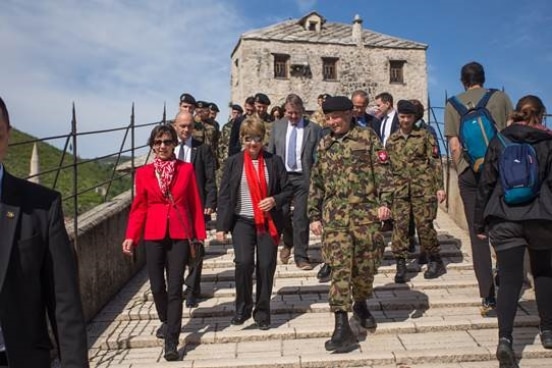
[285,119,304,173]
[175,136,192,163]
[381,109,396,147]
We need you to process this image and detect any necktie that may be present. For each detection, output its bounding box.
[178,142,185,161]
[381,116,389,141]
[287,125,297,170]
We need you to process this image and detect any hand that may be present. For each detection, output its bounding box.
[216,231,226,242]
[378,206,391,221]
[258,197,276,212]
[122,239,134,256]
[476,233,487,240]
[310,221,323,236]
[204,208,214,215]
[436,190,447,203]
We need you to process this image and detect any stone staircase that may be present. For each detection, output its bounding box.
[86,210,552,367]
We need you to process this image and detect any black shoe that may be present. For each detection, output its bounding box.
[155,322,167,339]
[481,294,497,317]
[230,313,251,325]
[317,263,331,282]
[496,337,518,368]
[256,320,270,330]
[540,330,552,349]
[424,255,446,279]
[394,258,407,284]
[352,301,377,329]
[185,295,199,308]
[325,311,358,353]
[164,338,179,361]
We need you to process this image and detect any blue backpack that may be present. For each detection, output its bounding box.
[497,133,540,205]
[448,89,497,172]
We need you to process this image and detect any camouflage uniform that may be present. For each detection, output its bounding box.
[385,126,443,259]
[310,108,326,127]
[193,119,220,168]
[308,123,393,312]
[216,120,233,184]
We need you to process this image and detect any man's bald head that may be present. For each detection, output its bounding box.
[172,111,194,141]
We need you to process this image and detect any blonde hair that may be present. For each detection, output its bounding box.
[240,115,266,140]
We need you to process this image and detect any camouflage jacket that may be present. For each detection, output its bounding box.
[308,123,393,227]
[310,108,326,127]
[385,126,443,199]
[217,120,233,166]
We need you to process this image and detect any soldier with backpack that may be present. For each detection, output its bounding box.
[444,61,513,317]
[474,95,552,368]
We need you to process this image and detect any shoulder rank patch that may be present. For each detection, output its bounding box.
[432,145,439,158]
[377,150,389,164]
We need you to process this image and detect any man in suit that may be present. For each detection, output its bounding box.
[228,96,257,157]
[351,90,381,133]
[268,94,322,270]
[173,111,217,308]
[374,92,399,146]
[0,97,89,367]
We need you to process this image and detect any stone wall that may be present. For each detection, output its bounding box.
[231,39,427,110]
[66,191,145,321]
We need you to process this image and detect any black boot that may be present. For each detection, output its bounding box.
[496,337,518,368]
[424,254,446,279]
[352,301,377,329]
[394,258,407,284]
[417,251,428,265]
[164,336,179,361]
[317,263,332,281]
[324,311,358,353]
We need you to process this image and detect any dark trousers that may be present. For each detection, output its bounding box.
[282,173,310,263]
[232,217,277,323]
[184,260,203,298]
[495,246,552,338]
[145,238,190,339]
[458,169,494,298]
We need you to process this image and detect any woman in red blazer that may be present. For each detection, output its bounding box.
[122,124,205,362]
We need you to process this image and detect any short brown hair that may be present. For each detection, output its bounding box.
[240,115,265,140]
[0,97,10,128]
[147,124,178,148]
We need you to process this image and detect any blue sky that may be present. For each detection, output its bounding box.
[1,0,551,157]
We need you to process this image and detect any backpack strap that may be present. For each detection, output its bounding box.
[447,96,468,116]
[475,89,497,109]
[496,132,512,148]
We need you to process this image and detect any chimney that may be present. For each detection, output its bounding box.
[352,14,363,46]
[29,143,40,184]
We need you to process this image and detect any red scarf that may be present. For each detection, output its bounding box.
[244,150,279,245]
[153,155,176,197]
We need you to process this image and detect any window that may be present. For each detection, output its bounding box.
[308,21,317,31]
[389,60,405,84]
[322,57,338,81]
[273,54,289,79]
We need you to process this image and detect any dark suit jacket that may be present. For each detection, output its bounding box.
[0,171,88,367]
[267,118,322,180]
[216,151,293,234]
[190,139,217,210]
[373,111,399,143]
[355,113,381,136]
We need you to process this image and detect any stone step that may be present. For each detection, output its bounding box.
[88,327,552,367]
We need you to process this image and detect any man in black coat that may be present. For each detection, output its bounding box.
[0,97,89,367]
[173,111,217,308]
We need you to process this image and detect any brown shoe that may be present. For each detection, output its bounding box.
[296,261,313,270]
[280,247,291,264]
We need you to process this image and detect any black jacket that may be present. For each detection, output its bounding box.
[216,151,293,233]
[474,123,552,233]
[190,138,217,210]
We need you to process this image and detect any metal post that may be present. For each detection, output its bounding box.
[131,103,135,200]
[162,102,167,125]
[71,103,78,249]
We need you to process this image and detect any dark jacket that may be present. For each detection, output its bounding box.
[190,138,217,210]
[216,151,293,233]
[474,123,552,233]
[0,171,89,367]
[355,113,381,137]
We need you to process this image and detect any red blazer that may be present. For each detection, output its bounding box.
[125,161,206,245]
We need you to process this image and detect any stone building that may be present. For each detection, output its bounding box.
[230,12,428,112]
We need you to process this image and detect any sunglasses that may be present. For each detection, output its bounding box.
[153,139,175,147]
[243,135,263,143]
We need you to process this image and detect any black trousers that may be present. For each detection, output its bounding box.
[282,173,310,263]
[495,245,552,338]
[232,217,277,324]
[458,169,494,298]
[145,237,190,339]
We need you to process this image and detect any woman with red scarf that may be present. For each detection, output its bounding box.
[216,116,293,330]
[122,125,205,361]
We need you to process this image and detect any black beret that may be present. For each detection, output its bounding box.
[196,100,209,108]
[179,93,197,106]
[322,96,353,113]
[231,104,243,113]
[208,103,220,112]
[397,100,417,115]
[254,93,271,105]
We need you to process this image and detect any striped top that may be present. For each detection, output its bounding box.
[235,159,270,218]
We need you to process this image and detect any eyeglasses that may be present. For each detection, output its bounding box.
[243,135,263,143]
[153,139,175,147]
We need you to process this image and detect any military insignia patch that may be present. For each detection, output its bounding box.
[377,150,389,163]
[432,145,439,158]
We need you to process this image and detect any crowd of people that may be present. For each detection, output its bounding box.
[0,60,549,367]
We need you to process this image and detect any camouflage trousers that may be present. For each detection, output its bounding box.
[323,223,385,312]
[391,196,439,259]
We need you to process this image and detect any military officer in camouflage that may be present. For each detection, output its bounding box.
[193,100,220,167]
[217,104,243,183]
[385,100,447,283]
[253,93,273,147]
[308,96,393,353]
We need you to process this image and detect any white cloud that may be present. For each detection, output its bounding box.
[0,0,246,157]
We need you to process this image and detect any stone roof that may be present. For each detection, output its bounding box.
[233,12,427,55]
